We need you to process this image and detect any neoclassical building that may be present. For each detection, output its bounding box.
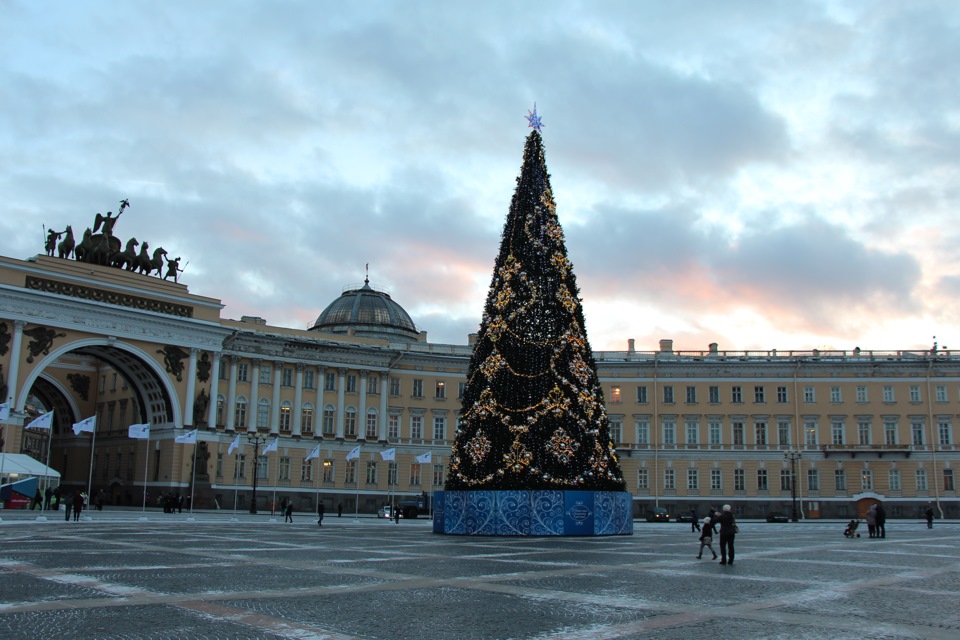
[1,253,958,519]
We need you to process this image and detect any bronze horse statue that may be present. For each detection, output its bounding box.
[74,227,121,266]
[137,246,167,276]
[57,226,75,259]
[112,237,139,270]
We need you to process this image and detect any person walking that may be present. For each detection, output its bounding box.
[72,490,84,522]
[717,504,737,565]
[689,507,700,532]
[394,505,401,524]
[64,491,74,521]
[697,517,718,560]
[866,504,877,538]
[337,502,343,517]
[317,501,325,526]
[875,502,887,538]
[925,504,934,529]
[284,500,294,523]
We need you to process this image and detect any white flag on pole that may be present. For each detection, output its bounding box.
[175,429,198,444]
[379,448,396,462]
[72,415,95,435]
[305,444,321,461]
[346,445,361,461]
[128,423,150,439]
[227,434,241,456]
[263,437,279,454]
[28,411,54,430]
[0,403,9,421]
[416,451,432,464]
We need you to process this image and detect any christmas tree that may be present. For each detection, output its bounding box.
[446,106,626,493]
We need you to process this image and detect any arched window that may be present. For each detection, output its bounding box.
[235,396,247,429]
[366,408,378,439]
[301,402,314,434]
[323,404,336,436]
[279,400,293,433]
[345,407,358,436]
[257,398,270,430]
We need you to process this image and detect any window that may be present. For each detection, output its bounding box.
[259,366,271,384]
[687,469,699,490]
[734,468,745,491]
[235,396,247,429]
[216,453,223,479]
[637,385,648,403]
[301,403,314,435]
[237,363,249,382]
[888,469,901,492]
[236,454,246,480]
[834,469,846,492]
[732,421,744,447]
[757,469,768,491]
[279,456,291,481]
[433,415,446,441]
[912,421,924,446]
[300,458,312,482]
[754,386,765,403]
[322,405,335,436]
[686,386,696,403]
[366,461,378,484]
[458,382,466,399]
[831,420,845,445]
[256,398,270,430]
[344,408,357,437]
[732,386,742,403]
[807,468,819,491]
[711,468,722,490]
[856,386,868,403]
[410,463,422,486]
[884,420,897,445]
[610,386,621,403]
[637,469,649,490]
[909,385,921,402]
[257,455,268,480]
[325,372,336,391]
[412,379,424,398]
[304,370,315,390]
[435,381,446,400]
[635,419,649,445]
[664,468,675,490]
[858,420,871,446]
[282,368,293,387]
[777,386,788,403]
[322,460,334,483]
[916,469,928,491]
[709,421,722,446]
[709,386,720,404]
[780,469,792,491]
[388,462,397,486]
[944,469,955,491]
[390,377,401,396]
[346,375,357,393]
[216,394,225,426]
[830,386,842,403]
[754,421,767,447]
[939,420,952,446]
[366,409,379,439]
[685,420,698,446]
[662,420,676,445]
[882,386,894,402]
[368,375,379,395]
[777,421,790,447]
[432,464,444,486]
[861,469,872,491]
[219,362,228,381]
[110,373,117,392]
[410,415,423,440]
[279,401,292,433]
[609,417,622,443]
[344,460,356,484]
[388,414,400,439]
[99,375,106,394]
[804,387,815,403]
[663,385,674,404]
[936,385,947,402]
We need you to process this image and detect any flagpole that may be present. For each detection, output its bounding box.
[142,431,150,512]
[86,425,97,504]
[189,439,198,515]
[233,447,239,512]
[271,447,279,518]
[41,425,53,512]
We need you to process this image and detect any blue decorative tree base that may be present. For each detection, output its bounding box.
[432,490,633,536]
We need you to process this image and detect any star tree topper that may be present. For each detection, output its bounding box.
[525,103,544,131]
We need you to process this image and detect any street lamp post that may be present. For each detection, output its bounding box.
[247,434,268,514]
[784,450,802,522]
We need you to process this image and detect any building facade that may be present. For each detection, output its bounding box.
[2,253,958,519]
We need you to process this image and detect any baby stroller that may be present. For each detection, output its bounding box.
[843,519,861,538]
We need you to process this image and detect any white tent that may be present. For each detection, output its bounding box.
[0,453,61,479]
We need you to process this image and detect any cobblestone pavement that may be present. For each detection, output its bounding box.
[1,511,959,639]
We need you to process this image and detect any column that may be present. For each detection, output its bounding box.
[249,359,261,432]
[315,367,325,438]
[225,356,238,432]
[358,371,368,440]
[379,374,389,442]
[270,363,281,435]
[5,321,25,408]
[207,352,221,429]
[293,364,304,438]
[183,348,198,427]
[336,368,346,440]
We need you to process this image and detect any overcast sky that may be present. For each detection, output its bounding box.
[2,1,958,353]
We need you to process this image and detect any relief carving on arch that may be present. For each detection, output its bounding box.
[157,345,190,381]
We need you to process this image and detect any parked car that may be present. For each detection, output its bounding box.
[766,512,789,523]
[377,505,402,519]
[645,507,670,522]
[675,513,697,523]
